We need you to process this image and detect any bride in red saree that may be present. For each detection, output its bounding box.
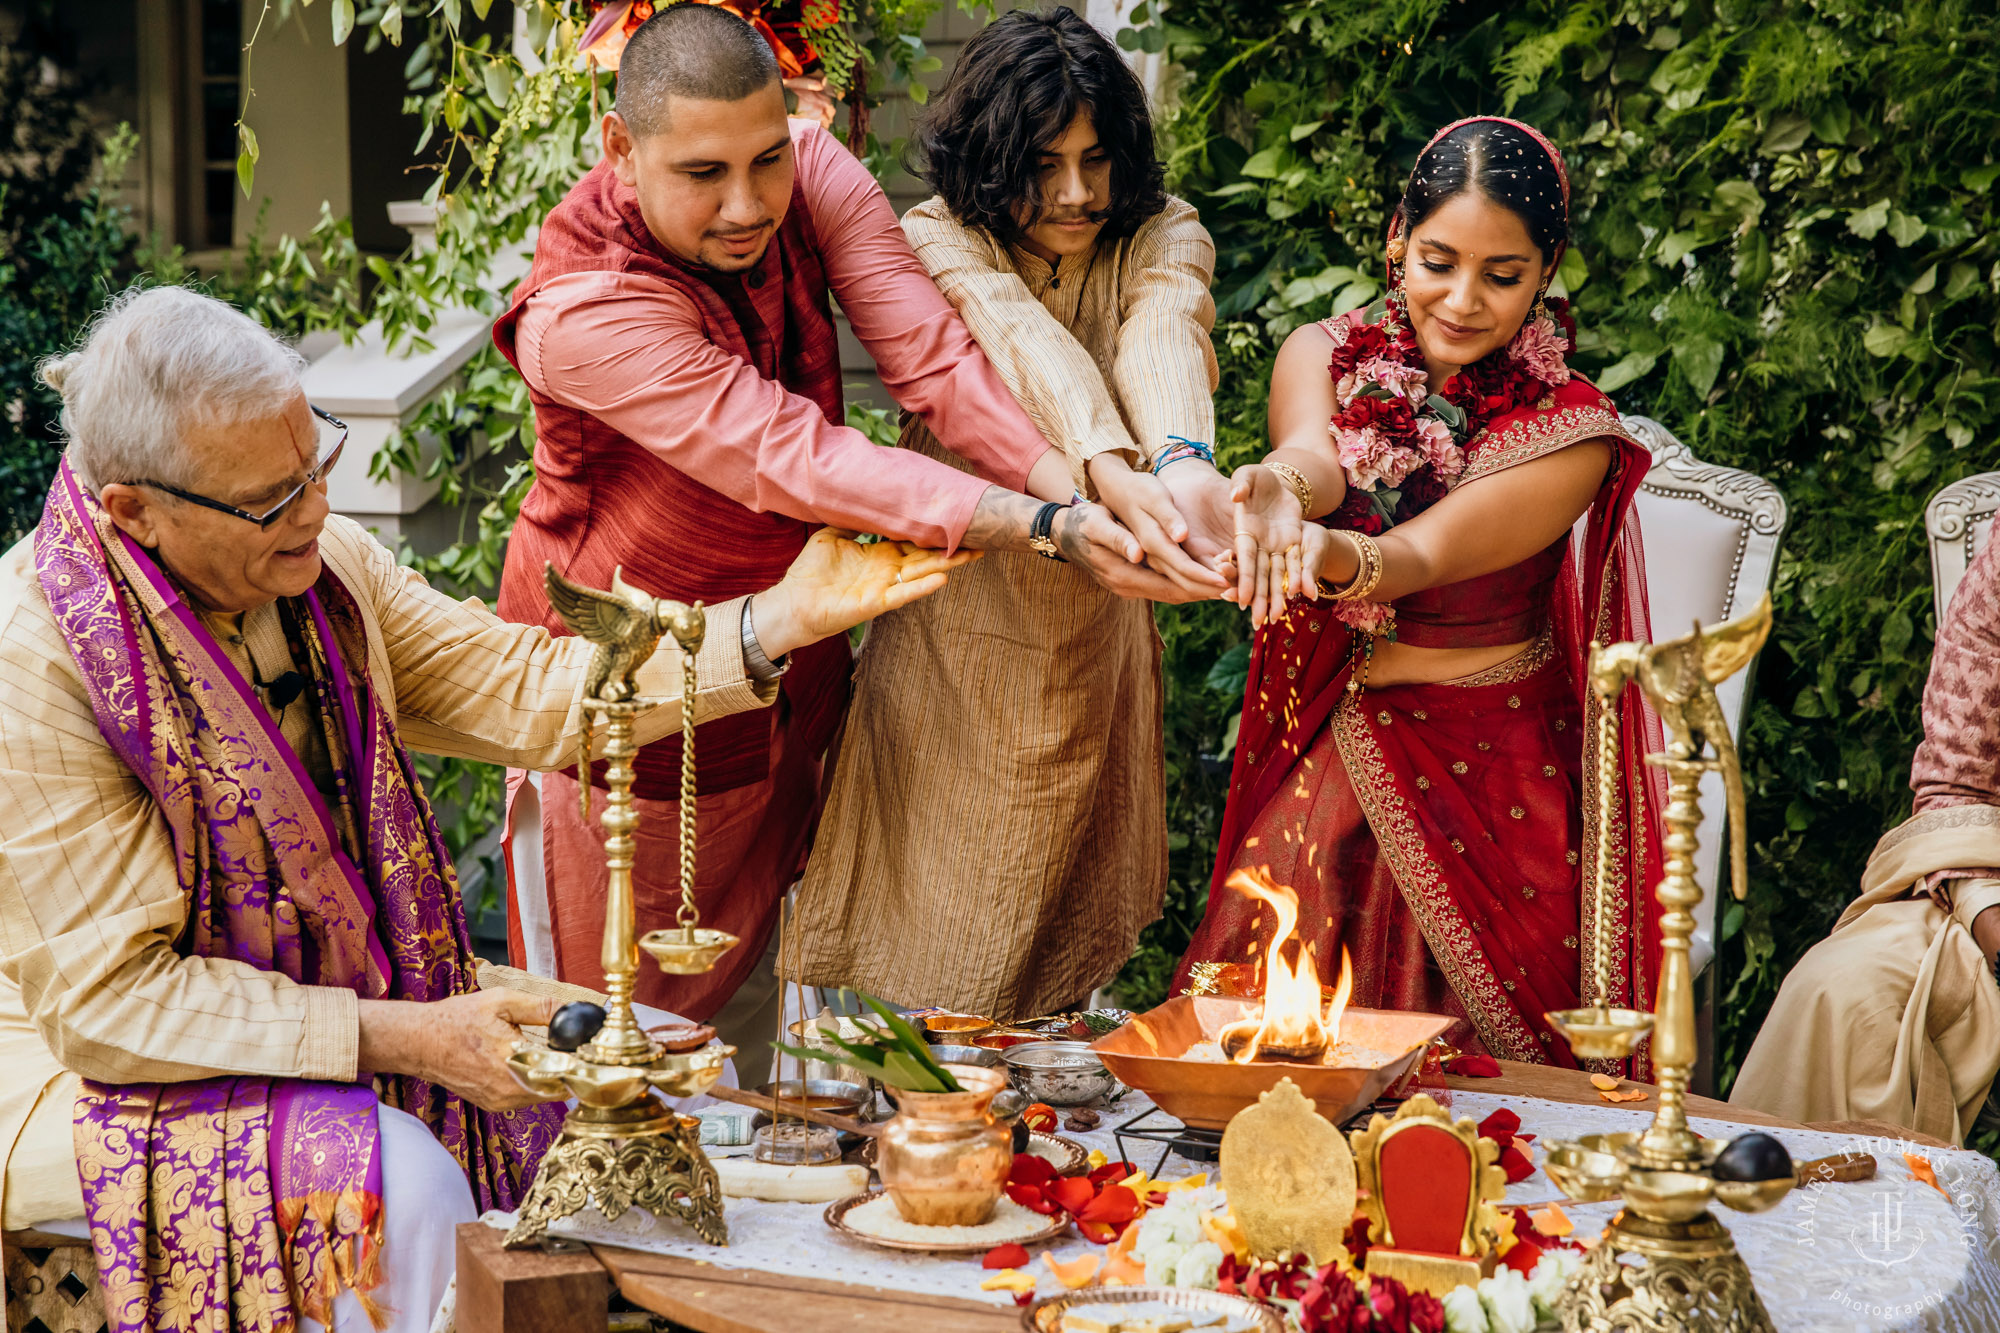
[1178,117,1667,1071]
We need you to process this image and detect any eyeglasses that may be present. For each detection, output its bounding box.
[132,405,348,528]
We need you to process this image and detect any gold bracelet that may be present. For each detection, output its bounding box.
[1325,531,1384,601]
[1264,460,1313,515]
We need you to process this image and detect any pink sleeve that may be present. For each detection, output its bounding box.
[793,124,1048,491]
[514,271,990,550]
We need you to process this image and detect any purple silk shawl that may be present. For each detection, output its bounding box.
[36,464,563,1332]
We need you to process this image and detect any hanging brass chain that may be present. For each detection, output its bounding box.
[676,633,699,931]
[1590,685,1622,1011]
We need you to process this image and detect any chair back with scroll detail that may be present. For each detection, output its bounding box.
[1925,472,1999,626]
[1621,416,1787,977]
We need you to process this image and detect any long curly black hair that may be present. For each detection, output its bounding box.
[912,7,1167,246]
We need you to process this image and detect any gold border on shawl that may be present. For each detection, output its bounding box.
[1435,630,1554,689]
[1457,405,1636,486]
[1329,696,1544,1061]
[1870,803,2000,861]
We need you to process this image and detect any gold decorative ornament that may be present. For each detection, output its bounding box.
[1348,1093,1507,1296]
[1540,594,1792,1332]
[503,564,740,1250]
[1263,459,1314,516]
[1216,1078,1356,1267]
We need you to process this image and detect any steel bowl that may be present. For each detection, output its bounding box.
[1002,1040,1117,1106]
[929,1044,1002,1068]
[749,1078,873,1131]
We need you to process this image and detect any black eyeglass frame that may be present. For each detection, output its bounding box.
[130,405,349,528]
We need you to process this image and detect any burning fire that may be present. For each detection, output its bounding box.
[1216,869,1353,1064]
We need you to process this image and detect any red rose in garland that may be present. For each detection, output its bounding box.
[1315,293,1575,635]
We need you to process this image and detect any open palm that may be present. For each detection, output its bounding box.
[777,529,979,639]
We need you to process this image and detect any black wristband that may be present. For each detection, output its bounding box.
[1028,501,1069,562]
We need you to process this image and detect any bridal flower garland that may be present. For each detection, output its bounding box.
[1318,297,1577,634]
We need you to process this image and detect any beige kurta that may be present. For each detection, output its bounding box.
[0,513,774,1227]
[1731,536,2000,1144]
[794,197,1218,1018]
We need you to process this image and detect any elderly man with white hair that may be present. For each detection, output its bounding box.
[0,285,972,1333]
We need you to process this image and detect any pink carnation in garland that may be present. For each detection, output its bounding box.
[1333,423,1425,492]
[1507,311,1572,387]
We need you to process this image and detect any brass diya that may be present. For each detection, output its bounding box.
[503,564,741,1249]
[1541,598,1792,1333]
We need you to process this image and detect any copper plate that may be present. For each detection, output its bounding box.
[1090,995,1454,1130]
[1026,1132,1089,1177]
[1020,1286,1283,1333]
[823,1191,1070,1255]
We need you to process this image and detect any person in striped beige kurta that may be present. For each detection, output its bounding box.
[794,9,1224,1019]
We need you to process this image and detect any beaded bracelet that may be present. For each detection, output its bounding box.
[1264,459,1314,515]
[1151,436,1215,474]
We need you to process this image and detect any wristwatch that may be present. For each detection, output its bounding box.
[740,601,789,684]
[1029,501,1070,562]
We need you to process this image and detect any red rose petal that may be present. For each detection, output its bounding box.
[1500,1142,1536,1184]
[1445,1053,1502,1077]
[1087,1160,1134,1187]
[1478,1107,1522,1142]
[1009,1153,1058,1186]
[1502,1234,1543,1275]
[982,1243,1030,1270]
[1078,1220,1120,1245]
[1077,1184,1140,1226]
[1013,1291,1035,1307]
[1006,1183,1058,1215]
[1047,1176,1097,1217]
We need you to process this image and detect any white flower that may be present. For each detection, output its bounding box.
[1171,1240,1225,1290]
[1480,1267,1537,1333]
[1442,1284,1491,1333]
[1527,1249,1581,1317]
[1143,1239,1188,1286]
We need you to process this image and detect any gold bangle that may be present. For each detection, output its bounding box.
[1325,531,1383,601]
[1264,460,1313,515]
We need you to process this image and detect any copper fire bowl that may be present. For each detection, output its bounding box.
[1090,995,1453,1130]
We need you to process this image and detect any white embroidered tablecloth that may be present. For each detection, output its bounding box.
[487,1088,2000,1332]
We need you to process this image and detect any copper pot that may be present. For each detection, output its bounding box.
[877,1063,1011,1227]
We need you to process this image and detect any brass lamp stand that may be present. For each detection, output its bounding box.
[503,566,741,1249]
[1540,595,1794,1332]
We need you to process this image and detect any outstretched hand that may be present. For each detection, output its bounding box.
[1157,461,1239,577]
[1058,502,1216,604]
[1088,459,1231,598]
[754,528,980,657]
[1229,463,1307,621]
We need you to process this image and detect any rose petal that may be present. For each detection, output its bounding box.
[1445,1053,1502,1077]
[1088,1160,1135,1187]
[1905,1153,1949,1198]
[1478,1107,1522,1141]
[1530,1203,1574,1238]
[1007,1183,1058,1215]
[1009,1153,1058,1186]
[1500,1143,1536,1184]
[1048,1176,1097,1217]
[1589,1073,1619,1091]
[983,1243,1031,1270]
[1077,1220,1121,1245]
[1077,1184,1140,1226]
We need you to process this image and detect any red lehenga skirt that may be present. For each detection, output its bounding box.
[1181,635,1591,1066]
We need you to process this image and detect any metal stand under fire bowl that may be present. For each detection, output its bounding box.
[502,566,742,1250]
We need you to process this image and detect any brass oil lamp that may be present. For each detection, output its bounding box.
[1541,594,1795,1332]
[502,565,738,1248]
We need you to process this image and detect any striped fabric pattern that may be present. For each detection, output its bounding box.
[793,198,1218,1019]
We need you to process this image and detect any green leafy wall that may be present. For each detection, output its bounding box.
[1113,0,2000,1091]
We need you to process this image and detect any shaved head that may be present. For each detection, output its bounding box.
[617,4,781,138]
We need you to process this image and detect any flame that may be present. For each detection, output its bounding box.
[1216,868,1353,1064]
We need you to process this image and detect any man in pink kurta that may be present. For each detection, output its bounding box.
[494,6,1207,1075]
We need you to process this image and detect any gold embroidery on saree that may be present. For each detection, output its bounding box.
[1329,697,1544,1062]
[1457,406,1637,486]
